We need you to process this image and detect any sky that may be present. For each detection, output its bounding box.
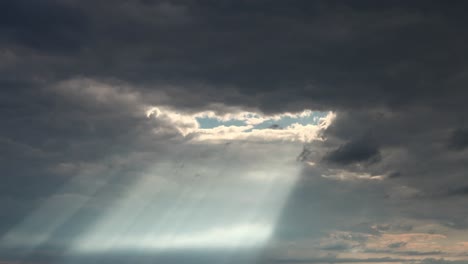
[1,1,468,264]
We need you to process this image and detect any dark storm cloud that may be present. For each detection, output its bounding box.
[0,1,86,53]
[2,0,468,263]
[2,0,468,111]
[323,136,381,165]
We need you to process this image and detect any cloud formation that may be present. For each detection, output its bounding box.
[2,1,468,263]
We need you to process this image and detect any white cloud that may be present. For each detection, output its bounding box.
[146,106,335,142]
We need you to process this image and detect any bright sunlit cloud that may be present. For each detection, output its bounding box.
[146,106,335,142]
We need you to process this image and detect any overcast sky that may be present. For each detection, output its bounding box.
[2,1,468,264]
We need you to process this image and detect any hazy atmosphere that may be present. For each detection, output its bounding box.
[2,1,468,263]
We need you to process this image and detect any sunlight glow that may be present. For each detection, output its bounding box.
[77,223,272,251]
[0,108,331,262]
[71,157,300,253]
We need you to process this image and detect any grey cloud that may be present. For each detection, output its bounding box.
[2,0,468,263]
[2,1,468,113]
[295,107,468,228]
[323,136,381,165]
[319,242,352,251]
[445,186,468,196]
[448,128,468,151]
[375,223,413,233]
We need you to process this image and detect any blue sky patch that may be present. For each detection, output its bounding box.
[196,111,327,130]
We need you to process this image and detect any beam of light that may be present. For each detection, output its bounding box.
[69,143,301,257]
[77,223,272,251]
[61,109,333,263]
[0,164,120,256]
[0,108,331,264]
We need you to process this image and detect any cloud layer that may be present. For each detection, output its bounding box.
[2,1,468,264]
